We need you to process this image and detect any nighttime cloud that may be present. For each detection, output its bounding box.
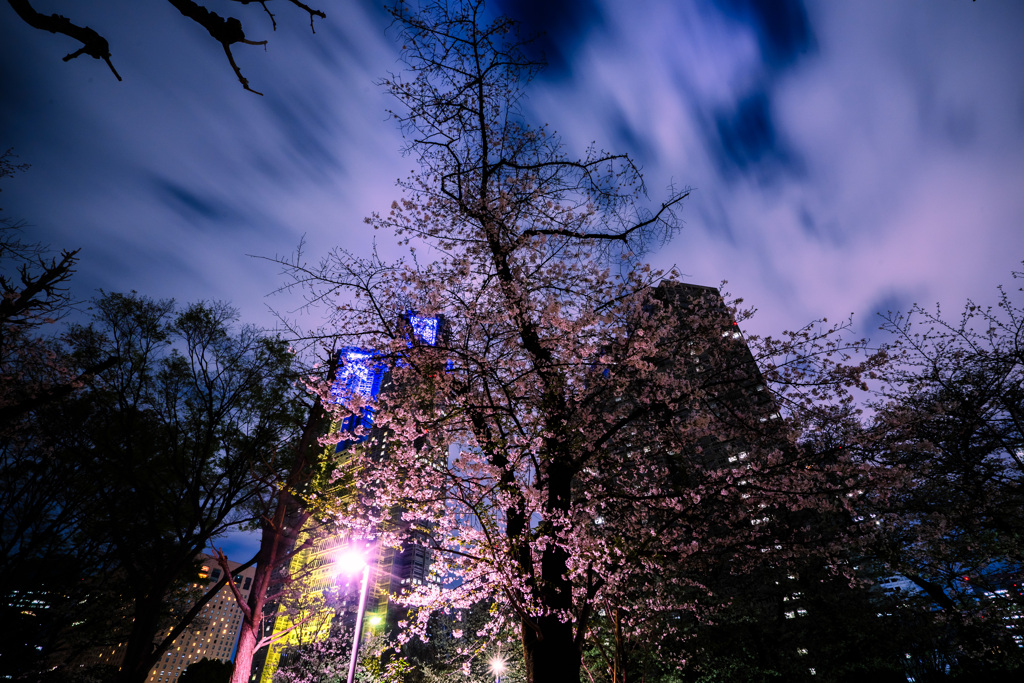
[494,0,605,77]
[713,0,815,71]
[524,0,1024,336]
[0,0,1021,344]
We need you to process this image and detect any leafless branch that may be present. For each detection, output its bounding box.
[228,0,326,32]
[7,0,326,93]
[6,0,121,80]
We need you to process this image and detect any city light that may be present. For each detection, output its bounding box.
[336,544,372,683]
[408,314,440,346]
[333,548,367,577]
[489,655,507,683]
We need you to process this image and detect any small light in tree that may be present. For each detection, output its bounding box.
[489,655,507,680]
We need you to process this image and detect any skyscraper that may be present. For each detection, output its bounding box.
[252,314,442,682]
[145,558,256,683]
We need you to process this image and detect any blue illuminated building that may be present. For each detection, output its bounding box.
[331,347,386,450]
[407,313,440,346]
[330,313,441,451]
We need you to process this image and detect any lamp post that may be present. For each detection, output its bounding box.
[335,549,371,683]
[488,655,507,683]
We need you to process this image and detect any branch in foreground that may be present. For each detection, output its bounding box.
[7,0,122,80]
[167,0,268,95]
[7,0,327,94]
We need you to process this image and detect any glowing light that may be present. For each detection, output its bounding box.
[334,549,367,576]
[369,615,383,626]
[332,348,383,402]
[488,656,507,675]
[408,314,439,346]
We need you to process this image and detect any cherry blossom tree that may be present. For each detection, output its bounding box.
[865,266,1024,668]
[273,3,887,681]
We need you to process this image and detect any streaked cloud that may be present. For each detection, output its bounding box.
[0,0,1021,343]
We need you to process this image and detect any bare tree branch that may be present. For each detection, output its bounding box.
[166,0,268,95]
[6,0,122,80]
[6,0,327,93]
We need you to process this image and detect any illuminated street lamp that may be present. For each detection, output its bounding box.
[334,548,371,683]
[488,655,507,683]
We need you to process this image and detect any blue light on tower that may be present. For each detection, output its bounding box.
[332,348,385,450]
[408,314,439,346]
[331,314,440,452]
[332,348,384,402]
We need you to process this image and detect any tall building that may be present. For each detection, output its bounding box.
[92,556,256,682]
[145,557,256,683]
[253,314,442,682]
[653,280,777,469]
[250,514,398,683]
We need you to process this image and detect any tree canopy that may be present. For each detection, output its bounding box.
[274,3,886,682]
[0,280,311,680]
[864,266,1024,671]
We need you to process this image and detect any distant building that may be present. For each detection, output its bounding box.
[145,557,256,682]
[92,557,255,682]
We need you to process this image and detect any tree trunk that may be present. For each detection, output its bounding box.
[523,616,582,683]
[228,500,308,683]
[229,398,326,683]
[231,618,260,683]
[613,607,626,683]
[522,459,583,683]
[118,589,169,683]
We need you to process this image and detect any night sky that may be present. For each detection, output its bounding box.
[3,1,1023,557]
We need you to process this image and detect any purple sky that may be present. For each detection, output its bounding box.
[3,0,1023,558]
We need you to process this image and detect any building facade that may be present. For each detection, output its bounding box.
[253,315,441,682]
[92,557,255,682]
[146,558,255,683]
